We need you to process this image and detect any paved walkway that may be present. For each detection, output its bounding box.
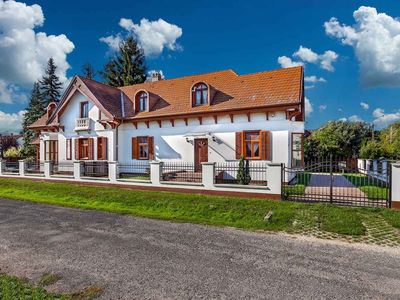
[1,199,400,299]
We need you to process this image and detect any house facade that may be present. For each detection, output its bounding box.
[29,66,305,172]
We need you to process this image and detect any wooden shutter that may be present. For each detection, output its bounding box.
[102,137,108,160]
[235,132,243,159]
[261,131,271,161]
[131,137,138,159]
[75,139,79,160]
[97,137,108,160]
[88,138,94,160]
[148,136,154,160]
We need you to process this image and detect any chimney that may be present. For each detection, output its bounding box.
[146,71,163,82]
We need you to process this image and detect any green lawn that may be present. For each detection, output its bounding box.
[343,173,388,199]
[1,178,400,237]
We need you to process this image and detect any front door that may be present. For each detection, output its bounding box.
[194,138,208,172]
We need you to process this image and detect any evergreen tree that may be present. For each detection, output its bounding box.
[40,58,63,105]
[21,82,45,157]
[237,156,251,185]
[82,63,95,79]
[101,36,147,87]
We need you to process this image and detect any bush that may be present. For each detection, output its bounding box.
[4,147,22,158]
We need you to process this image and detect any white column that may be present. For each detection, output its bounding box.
[19,160,25,177]
[267,163,282,195]
[0,160,4,176]
[44,160,53,178]
[150,161,163,185]
[391,163,400,209]
[202,162,215,189]
[73,161,82,180]
[108,161,118,182]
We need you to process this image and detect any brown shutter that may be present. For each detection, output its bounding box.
[102,137,108,160]
[235,132,243,159]
[132,137,138,159]
[148,136,154,160]
[88,138,94,160]
[261,131,271,161]
[75,139,79,160]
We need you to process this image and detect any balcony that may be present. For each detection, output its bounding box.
[75,118,90,131]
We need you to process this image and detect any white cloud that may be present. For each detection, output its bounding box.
[339,115,364,123]
[277,56,303,68]
[325,6,400,87]
[305,97,313,117]
[0,110,25,133]
[0,80,28,104]
[319,104,327,111]
[360,102,369,110]
[100,18,183,57]
[305,76,326,83]
[0,0,74,88]
[372,108,400,129]
[293,46,338,71]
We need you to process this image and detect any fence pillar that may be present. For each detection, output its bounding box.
[391,163,400,209]
[382,161,388,177]
[0,160,4,176]
[19,160,25,177]
[267,163,282,196]
[202,162,215,188]
[150,161,163,185]
[44,161,53,178]
[366,160,371,174]
[373,160,378,174]
[73,161,82,180]
[108,161,118,182]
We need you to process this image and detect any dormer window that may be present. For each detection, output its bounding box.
[192,83,208,106]
[136,91,148,112]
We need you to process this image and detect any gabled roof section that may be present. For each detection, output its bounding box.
[120,66,304,119]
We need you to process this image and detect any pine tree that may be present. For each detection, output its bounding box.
[236,156,251,185]
[82,63,95,79]
[40,58,63,105]
[21,82,46,157]
[101,36,147,87]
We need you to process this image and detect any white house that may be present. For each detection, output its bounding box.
[29,66,305,177]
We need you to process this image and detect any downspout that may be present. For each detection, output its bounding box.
[116,91,126,162]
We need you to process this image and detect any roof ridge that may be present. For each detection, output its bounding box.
[77,75,122,91]
[238,66,303,78]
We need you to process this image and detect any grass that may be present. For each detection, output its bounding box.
[343,173,388,199]
[0,273,103,300]
[39,273,62,287]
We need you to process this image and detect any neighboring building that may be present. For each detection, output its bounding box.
[29,66,305,170]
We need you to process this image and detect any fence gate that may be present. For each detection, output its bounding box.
[282,157,391,208]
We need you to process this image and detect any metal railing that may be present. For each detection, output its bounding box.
[81,161,108,178]
[118,161,150,180]
[25,161,44,175]
[161,162,202,183]
[3,161,19,174]
[214,161,268,185]
[52,161,74,177]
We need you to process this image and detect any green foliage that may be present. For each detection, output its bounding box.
[40,58,63,105]
[305,121,372,159]
[236,156,251,185]
[101,36,147,87]
[4,147,22,158]
[0,135,18,158]
[359,140,385,159]
[21,82,45,157]
[82,63,96,79]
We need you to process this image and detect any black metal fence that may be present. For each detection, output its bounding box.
[118,161,150,180]
[25,161,44,175]
[215,161,268,185]
[161,162,202,183]
[81,161,109,178]
[282,157,391,208]
[52,161,74,177]
[3,161,19,174]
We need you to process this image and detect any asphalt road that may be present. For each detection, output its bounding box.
[1,198,400,299]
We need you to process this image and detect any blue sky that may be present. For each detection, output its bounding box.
[0,0,399,132]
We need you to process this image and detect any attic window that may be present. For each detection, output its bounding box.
[192,83,208,106]
[136,91,148,112]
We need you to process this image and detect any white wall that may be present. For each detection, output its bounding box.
[118,112,304,166]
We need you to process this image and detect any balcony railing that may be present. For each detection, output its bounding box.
[75,118,90,131]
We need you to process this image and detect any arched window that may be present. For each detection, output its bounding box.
[136,92,148,112]
[192,83,208,106]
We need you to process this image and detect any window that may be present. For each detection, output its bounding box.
[44,140,58,162]
[136,92,148,112]
[80,101,89,118]
[66,139,72,160]
[192,83,208,106]
[80,139,89,160]
[244,131,261,159]
[132,136,154,160]
[291,133,304,168]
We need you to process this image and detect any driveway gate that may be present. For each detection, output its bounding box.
[282,157,391,208]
